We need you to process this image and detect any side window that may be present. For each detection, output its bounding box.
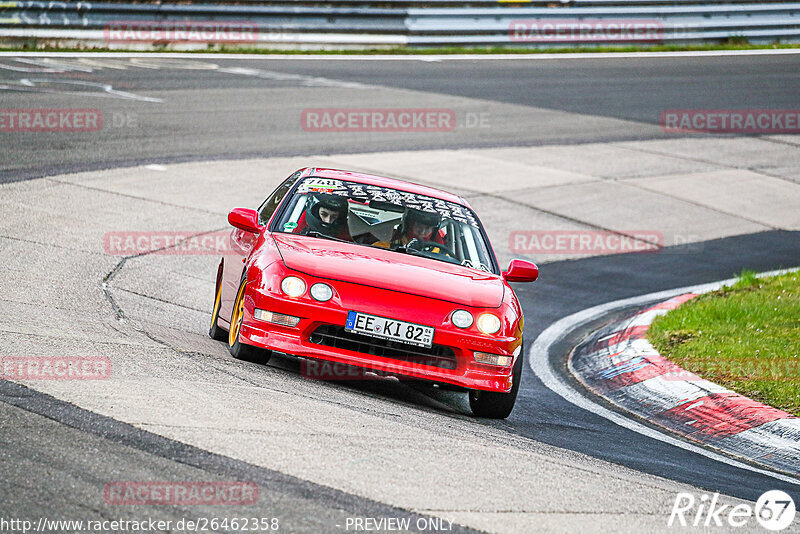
[258,171,303,226]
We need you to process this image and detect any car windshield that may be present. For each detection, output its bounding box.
[272,177,497,274]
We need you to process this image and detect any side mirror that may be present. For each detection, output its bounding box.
[228,207,261,233]
[503,259,538,283]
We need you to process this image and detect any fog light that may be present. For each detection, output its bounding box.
[473,352,513,366]
[254,309,300,327]
[310,283,333,302]
[476,313,501,335]
[281,276,306,298]
[451,309,473,329]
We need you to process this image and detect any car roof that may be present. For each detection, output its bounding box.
[302,167,469,207]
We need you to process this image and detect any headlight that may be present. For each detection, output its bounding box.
[310,283,333,302]
[280,276,306,298]
[476,313,501,335]
[451,309,474,329]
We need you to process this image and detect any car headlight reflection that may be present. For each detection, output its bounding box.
[451,309,474,329]
[280,276,306,298]
[476,313,501,335]
[310,283,333,302]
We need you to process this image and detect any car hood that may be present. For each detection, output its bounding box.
[271,234,504,308]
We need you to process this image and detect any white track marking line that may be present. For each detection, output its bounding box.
[529,268,800,487]
[1,50,799,61]
[0,77,163,102]
[217,66,369,89]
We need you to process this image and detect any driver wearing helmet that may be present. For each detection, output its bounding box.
[374,207,442,249]
[294,192,352,241]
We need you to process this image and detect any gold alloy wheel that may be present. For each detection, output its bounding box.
[229,279,246,347]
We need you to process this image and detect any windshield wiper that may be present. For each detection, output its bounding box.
[304,231,350,243]
[393,245,425,258]
[393,244,462,266]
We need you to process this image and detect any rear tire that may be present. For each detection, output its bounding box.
[208,276,228,341]
[469,345,523,419]
[228,275,272,364]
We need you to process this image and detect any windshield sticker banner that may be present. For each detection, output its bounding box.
[300,178,479,228]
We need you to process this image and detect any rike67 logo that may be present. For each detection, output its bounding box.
[669,490,796,531]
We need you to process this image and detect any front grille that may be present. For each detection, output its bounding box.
[308,325,457,370]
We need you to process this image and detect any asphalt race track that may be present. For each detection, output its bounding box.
[3,52,800,182]
[1,52,799,533]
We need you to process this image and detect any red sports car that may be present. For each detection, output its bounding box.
[209,168,538,418]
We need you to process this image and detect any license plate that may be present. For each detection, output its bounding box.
[345,311,434,349]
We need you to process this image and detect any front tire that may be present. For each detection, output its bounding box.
[469,345,523,419]
[228,276,272,364]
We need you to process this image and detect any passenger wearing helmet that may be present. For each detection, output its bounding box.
[374,207,442,249]
[294,193,352,241]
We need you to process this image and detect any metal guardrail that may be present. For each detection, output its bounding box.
[1,1,799,46]
[2,0,795,4]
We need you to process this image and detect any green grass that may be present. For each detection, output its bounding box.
[1,42,799,54]
[648,270,800,416]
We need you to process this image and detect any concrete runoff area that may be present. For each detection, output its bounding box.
[2,135,799,533]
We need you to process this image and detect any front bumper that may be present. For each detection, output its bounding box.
[238,282,519,393]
